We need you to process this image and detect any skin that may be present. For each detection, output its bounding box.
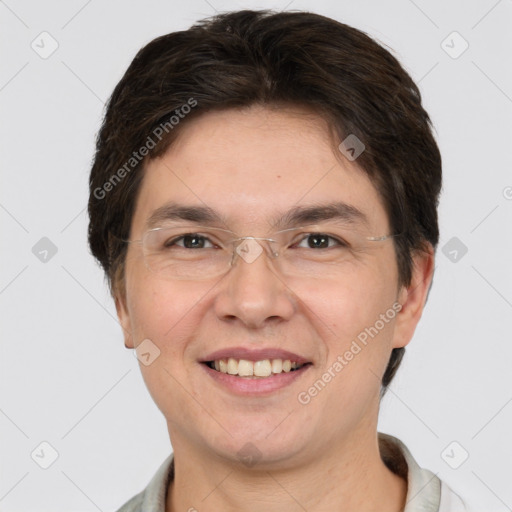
[115,105,434,511]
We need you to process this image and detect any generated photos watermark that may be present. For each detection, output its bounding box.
[93,97,198,200]
[297,302,402,405]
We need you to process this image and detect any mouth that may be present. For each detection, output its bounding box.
[200,348,312,395]
[203,358,311,378]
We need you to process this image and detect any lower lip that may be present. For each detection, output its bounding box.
[201,363,311,396]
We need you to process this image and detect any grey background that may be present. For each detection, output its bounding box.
[1,0,511,510]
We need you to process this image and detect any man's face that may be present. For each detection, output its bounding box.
[117,105,426,467]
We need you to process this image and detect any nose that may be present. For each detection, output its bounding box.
[213,238,296,330]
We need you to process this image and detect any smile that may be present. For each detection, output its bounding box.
[205,358,307,378]
[200,348,312,394]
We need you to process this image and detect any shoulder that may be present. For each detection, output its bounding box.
[439,481,471,512]
[114,454,175,512]
[378,432,471,512]
[116,491,145,512]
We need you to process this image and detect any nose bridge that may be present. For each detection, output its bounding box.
[230,236,278,266]
[214,235,294,328]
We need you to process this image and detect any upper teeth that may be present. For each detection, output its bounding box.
[211,358,302,377]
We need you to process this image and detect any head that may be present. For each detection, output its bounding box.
[88,10,440,465]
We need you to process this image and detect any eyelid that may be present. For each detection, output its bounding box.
[150,225,235,235]
[146,225,236,242]
[145,224,379,246]
[156,228,226,246]
[149,225,356,239]
[292,231,348,247]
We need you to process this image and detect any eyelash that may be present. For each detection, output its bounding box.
[164,232,348,249]
[295,233,348,249]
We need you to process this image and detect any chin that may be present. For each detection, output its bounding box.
[204,422,312,470]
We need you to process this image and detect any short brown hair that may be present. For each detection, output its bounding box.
[88,9,441,391]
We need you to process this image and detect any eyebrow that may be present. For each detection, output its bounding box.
[146,203,228,229]
[272,202,368,230]
[146,201,369,231]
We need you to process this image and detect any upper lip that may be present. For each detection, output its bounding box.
[201,347,311,365]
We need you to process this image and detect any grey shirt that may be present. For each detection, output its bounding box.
[116,433,468,512]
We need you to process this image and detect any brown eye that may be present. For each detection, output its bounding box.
[296,233,345,249]
[165,234,213,249]
[181,234,208,249]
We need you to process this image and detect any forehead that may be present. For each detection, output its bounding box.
[131,105,388,235]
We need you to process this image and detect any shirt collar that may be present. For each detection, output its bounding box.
[379,433,441,511]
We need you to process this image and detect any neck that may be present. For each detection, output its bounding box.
[165,430,407,512]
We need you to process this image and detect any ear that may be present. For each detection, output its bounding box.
[114,286,134,349]
[392,244,435,349]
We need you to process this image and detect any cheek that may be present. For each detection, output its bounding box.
[295,276,399,436]
[124,262,202,355]
[297,267,398,347]
[300,264,399,403]
[124,274,210,416]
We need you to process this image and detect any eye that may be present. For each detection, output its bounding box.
[295,233,347,250]
[165,233,216,250]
